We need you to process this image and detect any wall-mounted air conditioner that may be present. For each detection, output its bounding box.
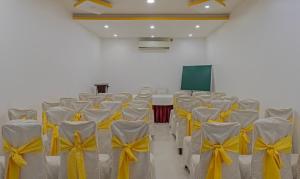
[138,38,173,50]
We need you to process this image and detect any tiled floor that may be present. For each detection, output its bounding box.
[152,124,189,179]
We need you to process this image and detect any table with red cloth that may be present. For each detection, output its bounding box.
[152,95,173,123]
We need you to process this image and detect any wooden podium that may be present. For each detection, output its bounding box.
[95,83,109,93]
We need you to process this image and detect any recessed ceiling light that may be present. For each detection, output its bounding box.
[150,25,155,29]
[104,25,109,29]
[147,0,155,4]
[188,34,193,37]
[113,34,118,37]
[151,35,155,38]
[195,25,200,29]
[205,4,210,9]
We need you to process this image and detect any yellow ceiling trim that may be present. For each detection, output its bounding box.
[72,14,230,21]
[74,0,112,8]
[189,0,226,7]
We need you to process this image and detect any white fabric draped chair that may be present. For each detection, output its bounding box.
[175,98,200,152]
[84,109,113,179]
[229,110,259,155]
[190,122,241,179]
[111,120,155,179]
[101,101,122,114]
[79,92,95,101]
[182,107,221,170]
[8,108,37,120]
[128,100,150,109]
[45,106,74,155]
[265,108,294,122]
[169,95,192,136]
[87,95,106,109]
[119,92,133,101]
[60,98,77,109]
[251,118,293,179]
[2,120,48,179]
[59,121,100,179]
[210,99,232,121]
[112,94,131,108]
[238,99,260,111]
[122,107,150,122]
[42,102,60,112]
[69,101,90,121]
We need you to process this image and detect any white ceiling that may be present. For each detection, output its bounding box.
[63,0,243,38]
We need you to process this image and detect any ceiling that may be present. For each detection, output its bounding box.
[63,0,244,38]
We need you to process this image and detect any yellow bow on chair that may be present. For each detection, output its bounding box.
[47,122,60,156]
[112,135,150,179]
[93,103,101,109]
[3,137,43,179]
[60,131,97,179]
[98,111,122,130]
[231,103,239,111]
[176,108,193,136]
[219,110,232,122]
[189,0,226,7]
[201,135,239,179]
[239,124,253,155]
[192,120,202,134]
[254,136,292,179]
[42,111,48,134]
[73,112,84,121]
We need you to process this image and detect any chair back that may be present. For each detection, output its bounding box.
[87,95,106,109]
[79,93,95,101]
[265,108,293,122]
[238,99,260,111]
[195,122,241,179]
[101,101,122,114]
[42,102,60,112]
[8,109,37,120]
[210,100,232,112]
[111,121,150,179]
[60,98,77,109]
[84,108,112,154]
[251,118,293,179]
[128,100,150,109]
[59,121,99,179]
[122,107,150,122]
[2,120,47,179]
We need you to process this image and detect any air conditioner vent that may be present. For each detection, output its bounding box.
[138,37,173,50]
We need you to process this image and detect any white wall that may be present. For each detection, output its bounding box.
[100,38,207,94]
[0,0,101,124]
[206,0,300,151]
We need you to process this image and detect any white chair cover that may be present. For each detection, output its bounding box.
[230,110,259,154]
[134,95,152,104]
[84,108,112,154]
[175,98,200,149]
[122,107,150,122]
[222,96,239,105]
[102,93,113,101]
[238,99,260,111]
[112,94,130,103]
[45,106,74,154]
[183,107,221,170]
[128,100,150,109]
[111,120,155,179]
[251,118,293,179]
[70,101,90,112]
[210,100,232,112]
[2,120,47,179]
[119,92,133,101]
[192,91,211,96]
[79,93,95,101]
[87,95,106,109]
[191,122,241,179]
[265,108,293,121]
[42,102,60,112]
[60,98,77,109]
[8,108,37,120]
[59,121,100,179]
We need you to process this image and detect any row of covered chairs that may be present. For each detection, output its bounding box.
[0,119,155,179]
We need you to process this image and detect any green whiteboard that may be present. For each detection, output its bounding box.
[181,65,212,91]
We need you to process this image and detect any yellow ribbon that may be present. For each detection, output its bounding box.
[47,122,60,156]
[231,103,239,111]
[42,111,48,134]
[201,135,239,179]
[3,138,43,179]
[73,112,84,121]
[60,131,97,179]
[219,110,232,122]
[254,136,292,179]
[176,108,192,136]
[97,111,122,130]
[239,124,253,155]
[20,115,27,120]
[192,120,202,134]
[112,135,150,179]
[93,104,101,109]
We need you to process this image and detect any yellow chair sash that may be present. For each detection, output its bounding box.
[219,110,232,122]
[93,104,101,109]
[254,136,292,179]
[73,112,84,121]
[192,120,202,134]
[176,108,192,136]
[231,103,239,111]
[201,135,239,179]
[3,137,43,179]
[112,135,150,179]
[42,111,48,134]
[60,131,97,179]
[239,124,253,155]
[47,122,60,156]
[97,111,122,130]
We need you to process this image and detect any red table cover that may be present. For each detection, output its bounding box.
[153,105,173,123]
